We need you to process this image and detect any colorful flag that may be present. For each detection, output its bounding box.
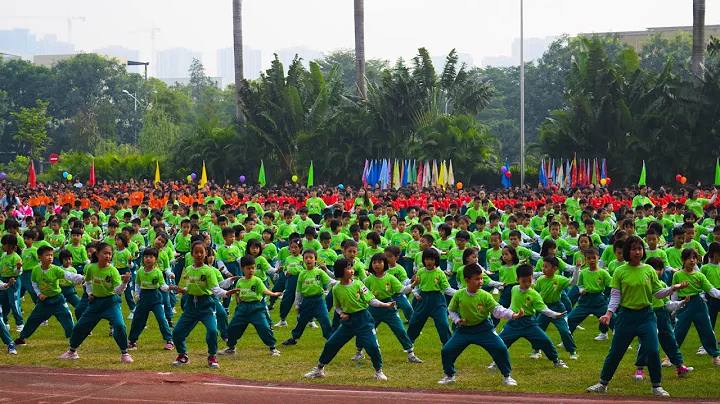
[571,155,578,187]
[393,159,400,190]
[431,160,438,186]
[424,161,431,187]
[501,158,511,188]
[89,159,96,186]
[28,160,36,188]
[557,159,564,187]
[362,159,369,187]
[592,158,598,185]
[716,158,720,186]
[539,159,548,187]
[550,159,556,184]
[200,161,208,188]
[154,161,160,185]
[566,159,571,188]
[258,160,266,187]
[601,158,607,180]
[638,160,646,186]
[439,160,447,189]
[447,160,455,186]
[416,161,423,187]
[307,161,314,187]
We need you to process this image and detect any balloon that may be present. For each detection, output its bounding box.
[67,174,73,181]
[191,173,197,180]
[505,171,512,178]
[456,182,463,190]
[681,176,687,184]
[606,178,611,184]
[239,175,246,183]
[338,184,344,189]
[187,175,192,181]
[675,174,683,182]
[63,171,68,178]
[0,172,5,180]
[600,178,607,185]
[292,175,298,182]
[500,166,508,174]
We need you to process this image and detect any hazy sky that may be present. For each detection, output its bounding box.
[3,0,719,73]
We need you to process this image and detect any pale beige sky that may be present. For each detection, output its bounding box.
[2,0,718,72]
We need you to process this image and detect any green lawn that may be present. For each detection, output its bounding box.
[1,292,718,399]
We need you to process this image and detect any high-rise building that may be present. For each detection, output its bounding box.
[216,46,262,82]
[432,52,475,71]
[156,47,202,78]
[0,29,74,58]
[36,34,74,55]
[94,45,141,72]
[483,36,555,67]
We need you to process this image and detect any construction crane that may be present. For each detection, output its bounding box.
[129,24,161,77]
[67,17,85,44]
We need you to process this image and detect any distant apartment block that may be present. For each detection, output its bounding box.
[156,47,202,78]
[217,46,262,82]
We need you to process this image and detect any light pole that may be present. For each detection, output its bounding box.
[520,0,525,187]
[122,90,144,144]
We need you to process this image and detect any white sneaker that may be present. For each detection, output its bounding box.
[218,347,236,355]
[594,332,608,341]
[554,360,569,369]
[40,320,49,327]
[270,348,281,357]
[59,350,80,360]
[662,359,672,367]
[373,370,388,381]
[556,342,564,348]
[15,324,24,332]
[652,387,670,397]
[352,350,365,361]
[407,353,423,363]
[488,362,497,370]
[127,312,134,320]
[438,375,456,385]
[274,320,288,327]
[576,325,585,331]
[529,350,542,359]
[503,376,518,386]
[697,346,707,355]
[586,383,607,393]
[304,367,325,378]
[308,321,319,328]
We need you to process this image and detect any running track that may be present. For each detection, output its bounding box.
[0,366,715,404]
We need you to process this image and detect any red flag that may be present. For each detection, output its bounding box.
[28,161,36,188]
[89,159,96,186]
[571,155,578,187]
[578,158,584,186]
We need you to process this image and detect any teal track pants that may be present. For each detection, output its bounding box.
[128,289,172,342]
[226,300,276,348]
[70,294,128,351]
[442,320,511,377]
[499,316,559,362]
[392,293,413,321]
[19,294,74,339]
[0,277,23,326]
[407,291,451,345]
[369,302,413,351]
[599,307,661,386]
[635,307,684,368]
[279,274,298,320]
[318,309,383,370]
[568,292,615,334]
[291,295,332,341]
[674,295,719,357]
[61,287,80,308]
[172,295,218,355]
[537,302,577,353]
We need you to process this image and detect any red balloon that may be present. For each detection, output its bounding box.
[606,178,611,184]
[505,171,512,178]
[675,174,682,182]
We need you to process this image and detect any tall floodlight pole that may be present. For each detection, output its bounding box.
[520,0,525,187]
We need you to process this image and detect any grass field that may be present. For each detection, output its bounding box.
[1,290,719,399]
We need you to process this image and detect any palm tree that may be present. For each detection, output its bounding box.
[232,0,246,122]
[692,0,706,80]
[354,0,366,99]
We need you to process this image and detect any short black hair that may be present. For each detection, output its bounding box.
[463,263,483,280]
[516,263,534,279]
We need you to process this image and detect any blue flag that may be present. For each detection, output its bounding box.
[501,158,512,188]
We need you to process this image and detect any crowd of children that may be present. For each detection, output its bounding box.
[1,182,720,397]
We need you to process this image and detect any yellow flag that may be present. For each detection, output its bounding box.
[154,161,160,185]
[200,161,208,188]
[439,160,447,189]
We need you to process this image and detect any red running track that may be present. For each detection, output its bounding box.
[0,366,714,404]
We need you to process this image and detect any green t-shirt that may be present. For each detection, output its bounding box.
[330,232,350,252]
[283,254,304,276]
[136,267,166,290]
[448,288,498,326]
[31,264,66,297]
[305,197,327,216]
[578,268,612,294]
[364,273,403,300]
[112,248,133,269]
[332,279,375,314]
[486,248,503,273]
[685,198,711,219]
[0,252,21,277]
[609,263,664,310]
[234,276,267,303]
[352,260,368,280]
[416,267,450,292]
[509,286,547,317]
[181,264,220,296]
[664,247,683,269]
[84,263,122,298]
[297,267,330,297]
[262,242,278,262]
[295,218,315,235]
[21,247,40,272]
[652,280,670,309]
[499,264,519,285]
[217,244,242,264]
[386,264,408,283]
[302,238,322,252]
[533,274,570,304]
[66,244,89,266]
[645,249,670,269]
[449,247,466,278]
[277,223,297,240]
[317,248,338,269]
[434,238,455,259]
[700,263,720,288]
[362,246,384,264]
[406,239,421,257]
[174,233,192,253]
[59,265,77,288]
[672,270,713,298]
[253,255,271,282]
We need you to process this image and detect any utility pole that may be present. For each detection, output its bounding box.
[519,0,525,187]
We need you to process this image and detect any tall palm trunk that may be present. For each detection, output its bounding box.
[692,0,706,80]
[354,0,366,99]
[233,0,246,122]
